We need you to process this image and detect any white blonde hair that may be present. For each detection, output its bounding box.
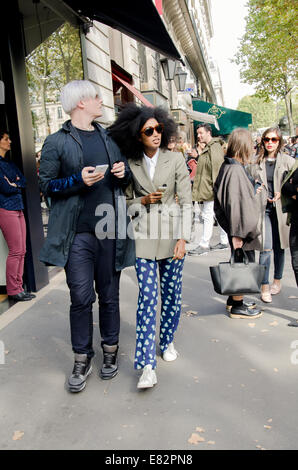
[60,80,97,114]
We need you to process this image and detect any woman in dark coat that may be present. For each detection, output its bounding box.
[0,129,35,302]
[281,159,298,287]
[214,128,263,319]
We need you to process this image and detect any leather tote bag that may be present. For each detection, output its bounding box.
[209,249,265,295]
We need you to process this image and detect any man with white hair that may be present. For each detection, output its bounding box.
[39,80,135,393]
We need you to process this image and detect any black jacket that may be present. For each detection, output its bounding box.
[39,120,135,270]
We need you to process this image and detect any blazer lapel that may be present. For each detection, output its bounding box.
[152,150,171,188]
[130,158,156,193]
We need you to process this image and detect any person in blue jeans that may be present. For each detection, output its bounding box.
[248,127,295,303]
[108,104,192,389]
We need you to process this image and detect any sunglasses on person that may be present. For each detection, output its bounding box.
[140,123,164,137]
[263,137,280,143]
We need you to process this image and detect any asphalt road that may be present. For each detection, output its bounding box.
[0,231,297,451]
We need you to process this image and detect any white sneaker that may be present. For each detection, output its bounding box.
[162,342,178,362]
[137,365,157,389]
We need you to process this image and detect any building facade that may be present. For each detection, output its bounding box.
[0,0,222,304]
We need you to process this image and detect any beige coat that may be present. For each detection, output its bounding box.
[125,149,192,260]
[248,152,295,249]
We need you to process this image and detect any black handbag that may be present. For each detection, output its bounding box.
[209,249,265,295]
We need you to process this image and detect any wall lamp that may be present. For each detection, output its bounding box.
[160,58,177,81]
[174,64,187,92]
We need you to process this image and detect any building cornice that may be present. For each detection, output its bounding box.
[162,0,216,102]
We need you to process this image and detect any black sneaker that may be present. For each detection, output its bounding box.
[22,290,36,299]
[188,246,210,256]
[68,354,92,393]
[100,344,118,380]
[229,305,262,319]
[8,291,32,302]
[226,300,256,312]
[210,243,229,251]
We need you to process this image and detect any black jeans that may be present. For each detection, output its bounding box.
[65,233,121,358]
[290,217,298,286]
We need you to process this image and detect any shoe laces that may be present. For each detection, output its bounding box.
[103,352,116,367]
[72,361,87,377]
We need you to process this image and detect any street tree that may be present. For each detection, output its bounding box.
[234,0,298,135]
[236,94,298,133]
[26,22,83,141]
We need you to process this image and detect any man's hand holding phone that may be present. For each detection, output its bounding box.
[81,166,106,186]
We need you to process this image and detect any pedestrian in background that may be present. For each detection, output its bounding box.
[39,80,135,393]
[108,103,192,389]
[281,159,298,287]
[248,127,295,303]
[167,135,177,152]
[0,130,35,302]
[214,128,263,319]
[188,123,229,256]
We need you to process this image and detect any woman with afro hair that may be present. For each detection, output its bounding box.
[108,104,192,389]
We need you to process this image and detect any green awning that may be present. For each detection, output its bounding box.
[192,99,252,136]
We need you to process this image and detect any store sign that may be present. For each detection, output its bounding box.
[207,104,226,120]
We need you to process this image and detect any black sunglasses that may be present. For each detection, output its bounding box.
[263,137,280,143]
[140,123,164,137]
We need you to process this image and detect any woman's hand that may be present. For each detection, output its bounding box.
[272,191,281,202]
[256,181,265,194]
[111,161,125,179]
[232,236,243,250]
[4,176,17,188]
[173,239,186,260]
[141,191,163,205]
[81,167,104,186]
[268,191,281,203]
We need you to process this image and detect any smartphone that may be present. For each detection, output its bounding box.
[157,184,167,193]
[94,164,109,174]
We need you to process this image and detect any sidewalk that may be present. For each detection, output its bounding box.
[0,233,297,450]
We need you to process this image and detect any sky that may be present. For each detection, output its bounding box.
[210,0,255,109]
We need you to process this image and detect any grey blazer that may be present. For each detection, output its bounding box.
[248,152,295,249]
[125,149,192,260]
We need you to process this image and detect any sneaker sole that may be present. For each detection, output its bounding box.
[68,365,93,393]
[229,312,262,319]
[261,297,272,303]
[137,379,157,389]
[210,247,229,251]
[100,369,118,380]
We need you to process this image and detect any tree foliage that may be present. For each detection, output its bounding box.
[235,0,297,98]
[26,22,83,136]
[234,0,298,133]
[237,95,278,131]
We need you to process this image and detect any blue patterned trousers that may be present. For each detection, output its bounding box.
[134,257,185,369]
